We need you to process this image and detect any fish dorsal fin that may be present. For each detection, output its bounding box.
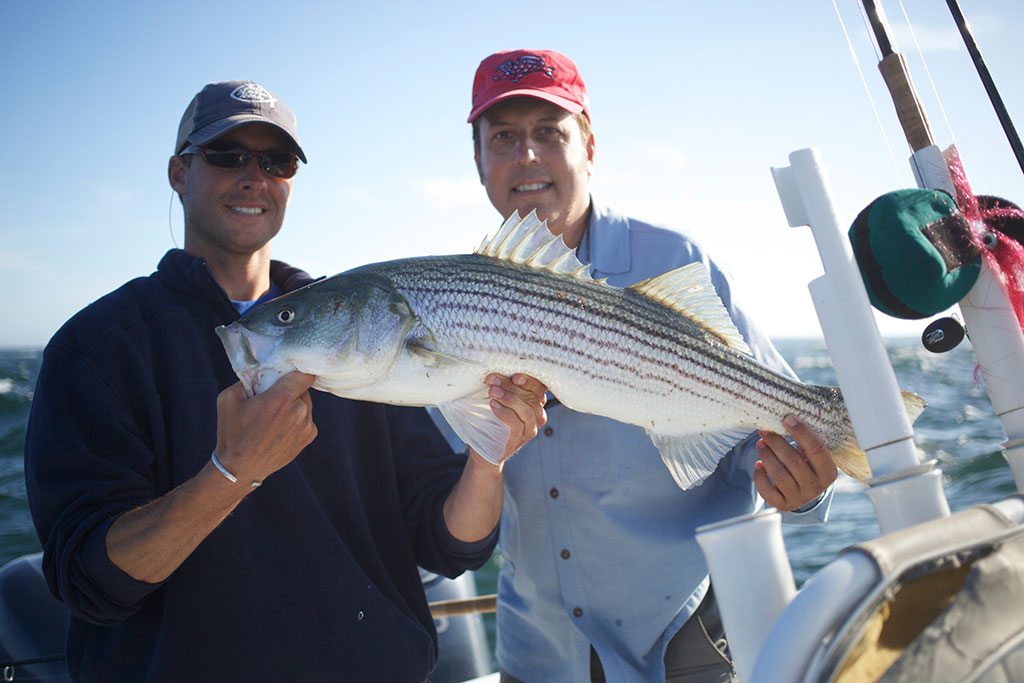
[475,210,596,282]
[628,262,752,355]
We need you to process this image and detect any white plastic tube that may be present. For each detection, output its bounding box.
[991,494,1024,524]
[909,145,956,196]
[773,148,950,532]
[807,276,920,467]
[958,264,1024,446]
[909,145,1024,488]
[863,460,951,535]
[1003,439,1024,493]
[772,149,921,475]
[696,512,795,683]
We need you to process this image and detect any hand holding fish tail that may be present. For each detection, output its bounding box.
[214,371,319,487]
[754,415,838,512]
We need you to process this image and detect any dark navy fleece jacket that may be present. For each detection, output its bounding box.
[24,249,495,682]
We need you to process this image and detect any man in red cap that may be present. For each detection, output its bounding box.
[25,79,546,682]
[465,49,838,682]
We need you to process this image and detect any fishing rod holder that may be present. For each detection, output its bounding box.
[1003,438,1024,493]
[954,256,1024,454]
[904,141,1024,496]
[772,149,943,491]
[695,511,795,683]
[695,147,955,682]
[863,459,946,535]
[695,147,953,681]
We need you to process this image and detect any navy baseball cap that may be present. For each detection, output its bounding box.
[175,80,306,162]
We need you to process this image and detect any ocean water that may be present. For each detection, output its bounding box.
[0,339,1018,651]
[0,348,42,567]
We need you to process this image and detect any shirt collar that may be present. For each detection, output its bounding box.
[582,197,631,276]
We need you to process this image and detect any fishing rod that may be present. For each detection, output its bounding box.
[944,0,1024,178]
[862,0,928,148]
[863,0,1024,180]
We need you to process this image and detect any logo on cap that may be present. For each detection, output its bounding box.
[230,83,276,108]
[493,55,555,84]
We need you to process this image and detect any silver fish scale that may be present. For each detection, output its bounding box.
[356,254,853,447]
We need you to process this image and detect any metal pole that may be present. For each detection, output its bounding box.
[429,594,497,618]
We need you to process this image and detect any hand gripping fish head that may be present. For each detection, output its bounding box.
[216,273,416,398]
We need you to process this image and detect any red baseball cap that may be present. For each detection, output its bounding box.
[468,49,590,123]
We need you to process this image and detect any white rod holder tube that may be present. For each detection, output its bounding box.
[909,145,956,196]
[863,460,951,534]
[991,494,1024,524]
[908,145,1024,455]
[1004,439,1024,493]
[696,512,795,683]
[958,264,1024,445]
[807,276,920,472]
[772,149,920,476]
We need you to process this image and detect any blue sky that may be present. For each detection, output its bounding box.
[2,0,1022,347]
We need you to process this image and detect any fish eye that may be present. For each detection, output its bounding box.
[276,308,296,324]
[982,231,998,248]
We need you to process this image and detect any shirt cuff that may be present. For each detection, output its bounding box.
[434,494,499,567]
[437,518,499,562]
[80,515,165,607]
[793,492,826,514]
[781,484,834,525]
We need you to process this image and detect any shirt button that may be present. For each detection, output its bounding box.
[572,607,583,618]
[549,488,559,499]
[560,549,571,560]
[543,426,554,436]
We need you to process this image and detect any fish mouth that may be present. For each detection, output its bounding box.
[215,323,284,396]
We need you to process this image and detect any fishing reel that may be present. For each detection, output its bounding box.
[848,189,1024,355]
[921,316,966,354]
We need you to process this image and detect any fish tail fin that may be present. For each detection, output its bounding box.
[832,390,928,481]
[831,439,873,481]
[901,390,927,423]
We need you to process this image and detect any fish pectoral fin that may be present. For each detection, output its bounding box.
[438,393,510,465]
[312,366,385,394]
[406,340,479,369]
[646,426,753,490]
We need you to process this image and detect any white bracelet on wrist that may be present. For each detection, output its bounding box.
[210,452,263,488]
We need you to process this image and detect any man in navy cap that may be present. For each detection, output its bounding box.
[464,50,838,682]
[25,80,546,682]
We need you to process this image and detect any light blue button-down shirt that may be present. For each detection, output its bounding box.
[434,199,831,682]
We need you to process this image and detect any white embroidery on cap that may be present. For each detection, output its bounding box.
[230,83,276,109]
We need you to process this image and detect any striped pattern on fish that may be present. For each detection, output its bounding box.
[216,211,925,489]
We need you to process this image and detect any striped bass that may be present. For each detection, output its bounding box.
[216,211,925,489]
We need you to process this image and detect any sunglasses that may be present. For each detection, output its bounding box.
[180,144,300,180]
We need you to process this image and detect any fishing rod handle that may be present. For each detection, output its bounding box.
[878,53,934,152]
